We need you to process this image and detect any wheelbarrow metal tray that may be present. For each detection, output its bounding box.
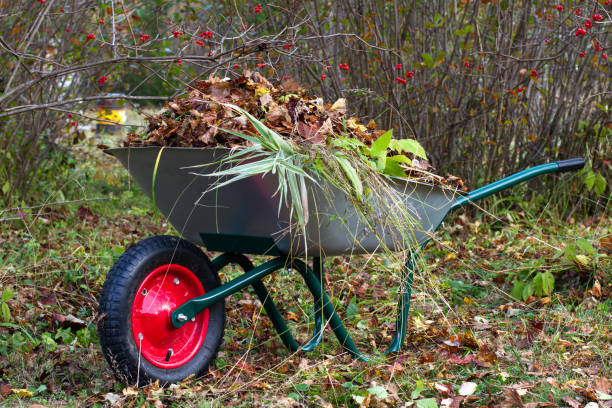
[106,147,460,255]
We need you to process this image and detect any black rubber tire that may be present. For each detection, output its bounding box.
[98,235,224,386]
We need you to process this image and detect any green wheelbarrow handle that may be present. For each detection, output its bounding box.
[450,158,585,211]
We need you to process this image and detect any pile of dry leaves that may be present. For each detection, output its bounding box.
[124,71,467,190]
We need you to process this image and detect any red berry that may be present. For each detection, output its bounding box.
[464,61,470,68]
[592,14,603,21]
[59,8,64,12]
[99,19,105,24]
[172,30,183,38]
[320,74,327,80]
[67,113,73,118]
[579,52,586,58]
[585,19,592,28]
[602,53,608,60]
[530,70,538,77]
[71,121,76,127]
[232,64,240,69]
[594,42,603,51]
[556,4,563,11]
[195,39,204,47]
[140,34,150,43]
[544,39,550,44]
[256,63,266,68]
[406,71,414,78]
[283,44,291,50]
[395,77,407,84]
[395,63,402,70]
[605,0,610,5]
[65,27,70,32]
[175,59,182,66]
[517,87,525,92]
[97,75,108,85]
[575,28,587,36]
[575,8,581,16]
[86,33,95,41]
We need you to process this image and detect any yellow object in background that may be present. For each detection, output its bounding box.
[96,94,126,134]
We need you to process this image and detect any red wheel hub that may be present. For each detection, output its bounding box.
[131,264,208,369]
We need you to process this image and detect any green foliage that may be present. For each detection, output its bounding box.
[0,286,14,323]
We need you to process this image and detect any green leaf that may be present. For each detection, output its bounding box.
[383,159,407,177]
[533,272,554,297]
[522,281,535,301]
[411,380,426,399]
[151,147,165,213]
[389,139,428,159]
[294,383,309,392]
[388,155,412,165]
[335,154,363,198]
[541,271,554,296]
[1,286,14,302]
[346,298,359,318]
[416,398,439,408]
[594,173,606,195]
[2,181,9,194]
[1,302,10,323]
[584,170,596,190]
[370,129,392,159]
[511,280,525,301]
[564,244,577,262]
[421,52,433,68]
[576,238,595,256]
[367,385,388,400]
[41,332,58,352]
[331,136,365,151]
[533,273,544,297]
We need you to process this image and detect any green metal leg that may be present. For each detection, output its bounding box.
[212,253,299,352]
[385,252,415,354]
[290,258,367,361]
[300,257,324,352]
[210,253,325,354]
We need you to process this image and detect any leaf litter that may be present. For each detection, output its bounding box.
[122,71,467,190]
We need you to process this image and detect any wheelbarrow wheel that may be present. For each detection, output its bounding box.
[98,235,224,385]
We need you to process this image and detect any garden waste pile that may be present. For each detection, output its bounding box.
[123,70,466,190]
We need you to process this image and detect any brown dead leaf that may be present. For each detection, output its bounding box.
[476,344,497,367]
[461,332,479,349]
[435,382,453,397]
[501,387,524,407]
[286,312,299,322]
[280,78,302,92]
[594,377,611,393]
[330,98,347,114]
[259,92,275,108]
[0,382,10,395]
[561,396,581,408]
[588,280,602,298]
[419,351,435,363]
[599,236,612,252]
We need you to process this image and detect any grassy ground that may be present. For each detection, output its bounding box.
[0,138,610,407]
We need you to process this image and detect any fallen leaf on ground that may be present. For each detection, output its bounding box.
[459,382,477,396]
[11,388,34,397]
[561,396,581,408]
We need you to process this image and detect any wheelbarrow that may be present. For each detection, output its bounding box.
[98,146,584,385]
